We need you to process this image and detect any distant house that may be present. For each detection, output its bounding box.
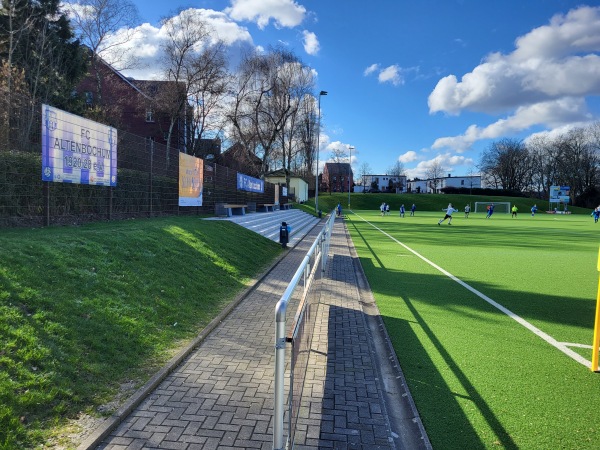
[360,174,407,193]
[407,174,481,193]
[439,174,481,191]
[193,138,221,161]
[265,169,309,202]
[216,142,263,178]
[322,162,353,193]
[406,179,428,194]
[75,53,187,149]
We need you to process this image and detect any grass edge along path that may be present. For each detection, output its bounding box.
[345,210,600,450]
[0,216,282,449]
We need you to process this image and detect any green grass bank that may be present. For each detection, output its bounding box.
[0,217,281,449]
[306,192,589,215]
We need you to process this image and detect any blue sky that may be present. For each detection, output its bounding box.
[74,0,600,178]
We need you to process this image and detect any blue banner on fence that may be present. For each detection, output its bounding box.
[237,173,264,193]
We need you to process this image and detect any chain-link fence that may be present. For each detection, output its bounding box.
[0,106,287,228]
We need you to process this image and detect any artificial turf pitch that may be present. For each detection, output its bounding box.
[345,210,600,450]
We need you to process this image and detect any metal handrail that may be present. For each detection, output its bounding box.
[273,211,336,450]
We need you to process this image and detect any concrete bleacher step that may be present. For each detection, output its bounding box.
[207,209,320,244]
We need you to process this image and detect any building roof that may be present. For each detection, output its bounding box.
[365,174,406,178]
[265,169,311,185]
[217,143,263,177]
[266,169,301,178]
[324,162,352,176]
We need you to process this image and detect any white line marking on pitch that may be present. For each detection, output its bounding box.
[354,213,591,368]
[563,342,593,349]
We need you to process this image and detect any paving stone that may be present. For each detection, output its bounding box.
[93,218,427,450]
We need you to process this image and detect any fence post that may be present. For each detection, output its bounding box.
[43,181,50,227]
[108,187,113,220]
[149,140,154,217]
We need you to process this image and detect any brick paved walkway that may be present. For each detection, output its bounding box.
[84,217,430,450]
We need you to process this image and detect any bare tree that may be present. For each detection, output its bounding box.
[0,0,86,147]
[0,0,32,147]
[227,47,305,177]
[158,9,213,164]
[0,60,31,149]
[357,162,372,192]
[66,0,140,102]
[295,94,317,180]
[387,160,405,176]
[277,61,315,189]
[527,134,559,198]
[479,138,532,191]
[466,164,477,195]
[425,160,445,193]
[329,146,347,163]
[588,121,600,150]
[554,127,599,202]
[186,42,230,156]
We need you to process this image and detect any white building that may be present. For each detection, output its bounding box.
[359,174,407,193]
[407,174,481,194]
[265,169,309,202]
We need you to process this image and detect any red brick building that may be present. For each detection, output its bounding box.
[75,56,187,149]
[322,162,353,193]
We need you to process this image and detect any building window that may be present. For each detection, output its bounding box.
[84,91,93,106]
[461,180,465,186]
[146,109,154,122]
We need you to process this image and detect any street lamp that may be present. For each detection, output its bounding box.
[315,90,327,215]
[348,146,354,209]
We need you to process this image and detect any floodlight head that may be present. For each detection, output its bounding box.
[320,90,328,96]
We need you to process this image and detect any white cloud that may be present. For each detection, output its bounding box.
[378,65,403,86]
[431,97,593,152]
[225,0,306,29]
[404,153,474,179]
[200,9,255,46]
[99,9,254,80]
[524,122,588,145]
[325,140,346,153]
[62,3,93,20]
[426,5,600,153]
[428,5,600,115]
[364,63,379,76]
[512,6,600,61]
[364,63,409,86]
[399,151,418,163]
[302,30,320,55]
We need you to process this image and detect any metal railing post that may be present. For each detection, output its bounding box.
[273,211,336,449]
[273,317,287,450]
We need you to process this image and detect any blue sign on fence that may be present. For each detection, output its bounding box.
[237,173,264,193]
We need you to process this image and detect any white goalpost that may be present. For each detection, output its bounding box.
[474,202,511,213]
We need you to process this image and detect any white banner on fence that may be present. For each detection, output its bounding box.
[41,104,117,186]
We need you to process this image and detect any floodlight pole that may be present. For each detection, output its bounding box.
[348,146,354,208]
[315,90,327,214]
